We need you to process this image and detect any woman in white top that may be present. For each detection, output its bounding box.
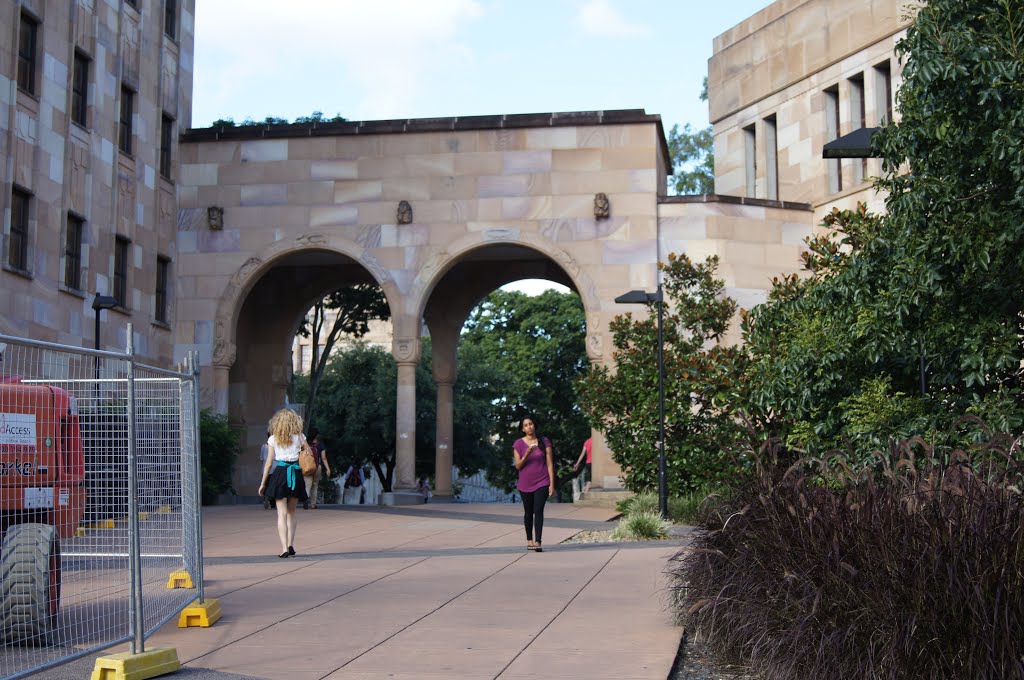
[258,408,309,558]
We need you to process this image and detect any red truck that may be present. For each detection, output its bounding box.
[0,380,86,642]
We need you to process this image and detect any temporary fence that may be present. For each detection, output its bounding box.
[0,327,204,680]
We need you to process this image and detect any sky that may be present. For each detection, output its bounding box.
[190,0,777,294]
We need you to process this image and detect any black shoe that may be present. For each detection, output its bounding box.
[278,551,290,558]
[288,545,296,556]
[303,500,310,510]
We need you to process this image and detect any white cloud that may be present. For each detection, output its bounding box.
[193,0,483,124]
[577,0,651,38]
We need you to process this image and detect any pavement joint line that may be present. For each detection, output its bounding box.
[202,538,687,565]
[321,550,531,679]
[493,548,620,680]
[182,556,432,666]
[292,504,620,530]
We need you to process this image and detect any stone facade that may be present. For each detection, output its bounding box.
[0,0,914,500]
[0,0,194,363]
[709,0,913,224]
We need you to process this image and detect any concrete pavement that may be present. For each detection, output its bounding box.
[54,502,686,680]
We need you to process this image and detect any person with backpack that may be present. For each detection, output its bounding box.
[303,427,332,509]
[343,460,364,505]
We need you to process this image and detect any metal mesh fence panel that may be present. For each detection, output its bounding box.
[0,333,200,679]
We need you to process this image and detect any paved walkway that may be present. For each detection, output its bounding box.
[88,503,684,680]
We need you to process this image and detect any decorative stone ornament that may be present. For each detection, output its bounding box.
[594,193,610,220]
[207,206,224,230]
[397,200,413,225]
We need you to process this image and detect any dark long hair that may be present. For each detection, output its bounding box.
[519,414,548,448]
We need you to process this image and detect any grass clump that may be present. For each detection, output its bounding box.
[617,491,659,516]
[666,429,1024,679]
[611,510,670,540]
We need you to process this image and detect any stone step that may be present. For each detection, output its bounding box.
[574,489,633,510]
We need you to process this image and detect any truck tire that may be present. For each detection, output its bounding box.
[0,524,61,645]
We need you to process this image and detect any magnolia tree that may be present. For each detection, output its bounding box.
[578,254,746,495]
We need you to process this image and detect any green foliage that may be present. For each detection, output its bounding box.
[460,289,590,494]
[199,409,242,505]
[298,284,391,427]
[578,253,747,496]
[733,0,1024,459]
[667,78,714,195]
[611,510,670,541]
[209,111,347,128]
[617,491,659,516]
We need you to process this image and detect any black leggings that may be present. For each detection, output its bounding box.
[521,487,549,542]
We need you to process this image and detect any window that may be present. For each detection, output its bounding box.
[114,237,130,307]
[17,13,38,95]
[65,214,84,290]
[874,60,893,125]
[824,86,842,194]
[155,256,170,323]
[72,52,90,127]
[125,0,138,8]
[159,114,174,178]
[9,188,30,271]
[764,115,779,201]
[849,74,867,184]
[119,86,134,154]
[743,123,757,198]
[164,0,177,40]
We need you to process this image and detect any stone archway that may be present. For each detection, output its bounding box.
[212,239,399,495]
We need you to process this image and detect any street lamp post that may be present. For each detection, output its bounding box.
[92,293,118,400]
[614,286,667,519]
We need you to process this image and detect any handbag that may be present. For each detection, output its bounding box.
[298,440,318,476]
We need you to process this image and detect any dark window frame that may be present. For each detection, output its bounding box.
[72,51,90,128]
[119,85,135,155]
[164,0,178,40]
[159,114,174,179]
[17,12,38,95]
[155,256,171,323]
[65,213,84,291]
[114,236,130,308]
[9,188,31,271]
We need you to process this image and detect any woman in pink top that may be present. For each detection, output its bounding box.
[513,415,556,552]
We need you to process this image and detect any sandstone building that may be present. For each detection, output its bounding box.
[1,0,914,501]
[0,0,194,363]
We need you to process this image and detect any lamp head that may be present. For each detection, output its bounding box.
[92,293,118,311]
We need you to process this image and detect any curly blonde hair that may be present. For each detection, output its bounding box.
[269,408,303,447]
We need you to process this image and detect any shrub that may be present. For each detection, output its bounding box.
[199,409,242,505]
[611,510,670,541]
[617,491,659,516]
[668,484,725,525]
[666,430,1024,679]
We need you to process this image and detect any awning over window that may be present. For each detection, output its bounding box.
[822,126,880,158]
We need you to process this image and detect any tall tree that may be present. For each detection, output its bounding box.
[578,254,745,495]
[667,78,715,195]
[736,0,1024,456]
[299,284,390,427]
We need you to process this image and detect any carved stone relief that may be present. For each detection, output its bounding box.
[207,206,224,230]
[397,200,413,225]
[594,192,611,220]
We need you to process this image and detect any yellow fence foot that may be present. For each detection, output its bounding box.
[90,648,180,680]
[84,519,117,529]
[74,527,87,538]
[178,598,222,628]
[166,570,193,589]
[157,505,173,514]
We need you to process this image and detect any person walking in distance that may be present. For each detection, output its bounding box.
[303,427,332,509]
[258,408,309,558]
[512,415,556,552]
[574,437,593,493]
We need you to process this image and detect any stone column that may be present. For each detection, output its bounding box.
[434,379,454,497]
[393,337,421,491]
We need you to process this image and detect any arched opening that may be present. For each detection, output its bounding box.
[420,243,595,500]
[227,248,390,497]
